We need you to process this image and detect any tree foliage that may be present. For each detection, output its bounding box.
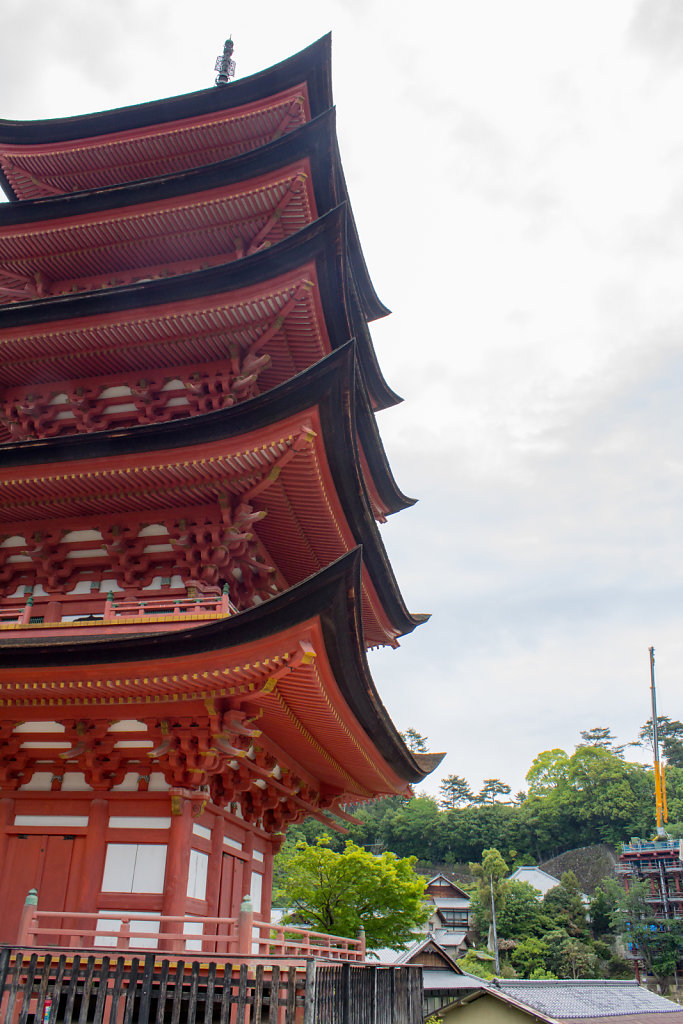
[401,728,428,753]
[578,727,625,756]
[607,877,683,992]
[273,838,430,949]
[439,774,474,809]
[475,779,512,804]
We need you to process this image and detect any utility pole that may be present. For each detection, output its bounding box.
[490,874,500,975]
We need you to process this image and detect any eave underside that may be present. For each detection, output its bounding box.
[0,352,420,646]
[0,554,433,805]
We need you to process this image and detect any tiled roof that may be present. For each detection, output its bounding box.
[496,980,681,1018]
[422,970,483,992]
[431,929,469,946]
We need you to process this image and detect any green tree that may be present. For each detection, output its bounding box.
[608,878,682,993]
[470,848,509,952]
[511,937,554,978]
[590,883,618,938]
[542,871,589,939]
[471,880,546,943]
[458,949,497,980]
[565,747,641,844]
[274,838,430,949]
[476,779,512,804]
[496,880,547,939]
[553,937,597,979]
[578,727,625,757]
[439,774,474,809]
[525,750,570,795]
[401,728,428,753]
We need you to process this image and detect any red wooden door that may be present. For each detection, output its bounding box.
[1,834,77,944]
[217,852,244,952]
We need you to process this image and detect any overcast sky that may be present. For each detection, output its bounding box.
[2,0,683,799]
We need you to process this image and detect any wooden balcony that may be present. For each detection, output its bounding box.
[0,590,236,637]
[16,895,366,963]
[3,893,423,1024]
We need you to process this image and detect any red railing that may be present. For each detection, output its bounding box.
[0,590,237,630]
[103,592,235,619]
[16,893,366,963]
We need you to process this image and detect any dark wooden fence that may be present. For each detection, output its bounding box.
[0,948,422,1024]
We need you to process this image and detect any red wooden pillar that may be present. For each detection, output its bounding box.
[240,831,254,902]
[262,840,275,921]
[206,813,224,918]
[0,797,15,879]
[161,793,193,947]
[71,797,108,944]
[76,799,108,913]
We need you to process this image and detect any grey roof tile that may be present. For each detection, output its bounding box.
[496,980,681,1018]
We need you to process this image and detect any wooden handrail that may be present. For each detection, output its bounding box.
[23,901,365,961]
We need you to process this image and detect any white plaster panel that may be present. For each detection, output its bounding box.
[14,815,88,826]
[111,773,140,792]
[148,774,170,792]
[18,772,53,791]
[14,722,64,733]
[187,849,209,900]
[61,772,92,791]
[101,843,167,893]
[108,817,171,829]
[250,872,263,914]
[192,823,211,840]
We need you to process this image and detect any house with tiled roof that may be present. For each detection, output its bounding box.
[435,979,683,1024]
[422,873,473,959]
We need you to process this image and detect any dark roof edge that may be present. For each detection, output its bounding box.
[0,110,339,225]
[0,344,428,641]
[0,549,433,785]
[0,35,332,145]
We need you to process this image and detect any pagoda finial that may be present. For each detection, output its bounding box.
[214,38,236,86]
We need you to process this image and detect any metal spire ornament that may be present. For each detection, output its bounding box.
[214,38,236,85]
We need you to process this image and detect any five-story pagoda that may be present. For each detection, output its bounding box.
[0,36,438,947]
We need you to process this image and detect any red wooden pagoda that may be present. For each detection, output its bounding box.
[0,36,439,948]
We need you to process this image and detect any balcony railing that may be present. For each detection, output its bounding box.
[0,589,236,633]
[16,891,365,962]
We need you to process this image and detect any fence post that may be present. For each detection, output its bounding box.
[117,918,131,950]
[16,889,38,946]
[341,962,351,1024]
[137,953,156,1024]
[303,960,316,1024]
[237,895,254,955]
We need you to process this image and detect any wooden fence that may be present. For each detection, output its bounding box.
[0,948,423,1024]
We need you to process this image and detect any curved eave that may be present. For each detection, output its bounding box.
[0,550,434,788]
[0,205,348,330]
[0,345,424,642]
[0,204,398,410]
[0,36,332,197]
[355,376,416,516]
[0,110,339,226]
[0,108,390,341]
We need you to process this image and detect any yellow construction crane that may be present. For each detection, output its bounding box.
[649,646,668,833]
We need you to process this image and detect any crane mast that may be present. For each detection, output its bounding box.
[649,646,668,834]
